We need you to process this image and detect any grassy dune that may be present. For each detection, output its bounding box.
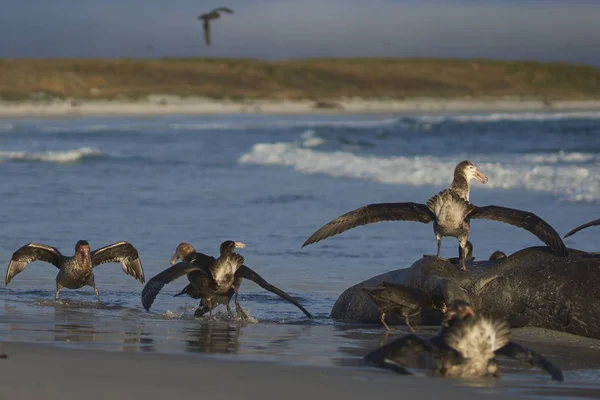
[0,58,599,101]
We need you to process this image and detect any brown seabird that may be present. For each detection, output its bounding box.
[5,240,144,302]
[363,282,445,332]
[141,241,313,319]
[363,300,563,381]
[198,7,234,46]
[302,160,567,271]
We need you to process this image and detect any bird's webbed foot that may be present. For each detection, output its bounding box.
[495,341,564,382]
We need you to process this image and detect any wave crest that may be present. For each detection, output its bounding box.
[239,143,599,203]
[0,147,103,164]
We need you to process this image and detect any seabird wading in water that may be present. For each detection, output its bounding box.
[363,300,563,381]
[141,241,312,319]
[302,160,567,271]
[363,282,446,332]
[5,240,145,302]
[198,7,233,46]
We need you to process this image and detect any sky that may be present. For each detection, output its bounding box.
[1,0,600,65]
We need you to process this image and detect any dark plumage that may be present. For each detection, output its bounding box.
[198,7,234,46]
[302,160,567,271]
[5,240,144,302]
[363,282,445,332]
[141,241,312,319]
[564,218,600,239]
[363,300,563,381]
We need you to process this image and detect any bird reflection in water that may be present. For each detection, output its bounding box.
[122,325,154,353]
[183,321,241,354]
[54,323,97,343]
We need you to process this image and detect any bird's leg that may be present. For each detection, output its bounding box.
[226,303,233,318]
[207,298,213,319]
[495,341,563,382]
[234,290,249,321]
[93,285,101,305]
[55,282,63,301]
[433,235,448,262]
[459,238,468,271]
[403,313,416,333]
[380,312,391,331]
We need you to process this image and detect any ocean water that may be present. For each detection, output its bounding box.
[0,111,599,394]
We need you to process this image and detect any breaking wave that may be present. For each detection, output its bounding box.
[239,143,599,203]
[0,147,103,164]
[413,111,600,124]
[1,111,599,135]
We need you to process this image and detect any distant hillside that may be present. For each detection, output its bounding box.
[0,58,599,101]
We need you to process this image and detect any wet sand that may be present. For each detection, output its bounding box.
[1,96,600,118]
[0,341,524,400]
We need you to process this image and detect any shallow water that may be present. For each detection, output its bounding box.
[0,111,599,397]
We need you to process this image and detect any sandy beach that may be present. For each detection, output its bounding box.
[0,341,530,400]
[1,96,600,118]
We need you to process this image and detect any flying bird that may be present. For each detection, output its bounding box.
[198,7,234,46]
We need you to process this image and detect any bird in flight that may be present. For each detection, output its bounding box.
[198,7,234,46]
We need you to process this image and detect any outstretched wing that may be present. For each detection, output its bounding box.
[141,263,207,311]
[364,333,441,374]
[468,206,567,256]
[91,241,145,283]
[6,243,63,285]
[564,218,600,239]
[215,7,233,13]
[495,341,563,382]
[235,265,313,319]
[302,203,434,248]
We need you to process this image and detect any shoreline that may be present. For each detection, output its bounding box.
[1,97,600,119]
[0,341,526,400]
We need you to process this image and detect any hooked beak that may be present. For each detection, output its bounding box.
[233,242,246,249]
[169,251,180,265]
[474,169,488,184]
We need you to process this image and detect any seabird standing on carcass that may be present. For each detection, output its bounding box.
[198,7,233,46]
[302,160,567,271]
[363,300,563,381]
[564,218,600,239]
[141,241,312,319]
[5,240,144,302]
[363,282,445,332]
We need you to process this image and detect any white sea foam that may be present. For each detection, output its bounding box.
[239,143,600,203]
[0,147,103,164]
[300,129,326,148]
[416,111,600,124]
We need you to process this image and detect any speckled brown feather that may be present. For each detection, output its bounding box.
[468,206,567,256]
[6,243,63,285]
[302,203,434,247]
[91,241,145,283]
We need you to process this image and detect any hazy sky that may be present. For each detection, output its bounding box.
[1,0,600,64]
